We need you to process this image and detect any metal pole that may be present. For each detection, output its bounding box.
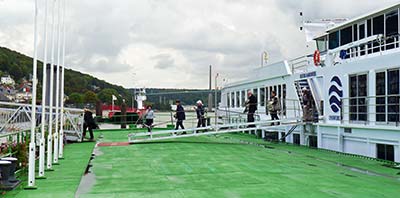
[208,65,212,112]
[215,73,218,129]
[38,0,49,179]
[47,0,57,171]
[59,0,66,159]
[53,0,62,164]
[27,0,39,189]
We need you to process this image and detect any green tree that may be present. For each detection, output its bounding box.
[98,88,119,104]
[67,92,83,104]
[83,91,98,104]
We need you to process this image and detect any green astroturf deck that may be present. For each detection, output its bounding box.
[4,142,95,198]
[5,128,400,198]
[83,130,400,198]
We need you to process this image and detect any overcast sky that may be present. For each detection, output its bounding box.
[0,0,399,89]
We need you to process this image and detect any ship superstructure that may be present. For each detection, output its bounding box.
[219,3,400,163]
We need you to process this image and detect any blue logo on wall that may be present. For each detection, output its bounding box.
[329,76,343,113]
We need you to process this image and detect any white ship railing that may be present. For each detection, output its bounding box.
[327,34,400,64]
[288,34,400,73]
[217,98,303,124]
[0,101,83,140]
[340,95,400,126]
[288,55,314,73]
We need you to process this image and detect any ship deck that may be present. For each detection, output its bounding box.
[5,127,400,198]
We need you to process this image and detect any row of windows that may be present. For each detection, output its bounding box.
[325,9,399,51]
[227,84,287,114]
[349,68,400,123]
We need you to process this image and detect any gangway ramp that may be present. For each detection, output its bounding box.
[128,119,304,143]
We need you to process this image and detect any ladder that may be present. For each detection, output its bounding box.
[128,119,304,143]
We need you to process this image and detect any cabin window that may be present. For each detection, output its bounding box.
[260,87,265,107]
[265,87,269,115]
[283,84,287,116]
[236,91,240,108]
[387,69,399,122]
[241,90,246,107]
[253,88,257,99]
[227,93,231,108]
[359,23,366,55]
[367,19,372,36]
[367,19,372,53]
[269,86,274,96]
[377,144,394,162]
[373,15,384,35]
[278,85,282,98]
[231,92,235,108]
[316,36,327,52]
[349,74,368,122]
[329,31,340,49]
[340,26,353,46]
[353,24,358,41]
[373,15,384,53]
[293,134,300,145]
[376,72,386,122]
[385,10,399,49]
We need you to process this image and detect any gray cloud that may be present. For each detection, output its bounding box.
[152,54,176,69]
[1,0,399,89]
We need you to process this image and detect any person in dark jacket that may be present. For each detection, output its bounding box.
[195,100,206,128]
[83,108,95,141]
[302,88,312,122]
[246,91,257,128]
[268,91,281,125]
[175,100,186,133]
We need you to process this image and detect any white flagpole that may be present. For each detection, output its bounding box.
[27,0,39,189]
[53,0,62,164]
[38,0,49,179]
[47,0,57,171]
[59,0,66,159]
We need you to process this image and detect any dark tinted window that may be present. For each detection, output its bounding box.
[367,19,372,36]
[260,88,265,106]
[377,144,394,162]
[373,15,384,35]
[340,26,353,45]
[376,72,386,122]
[387,70,399,122]
[241,90,246,106]
[359,24,365,39]
[309,136,318,148]
[231,92,235,108]
[358,75,368,121]
[293,134,300,145]
[376,72,386,95]
[353,24,358,41]
[349,74,368,121]
[329,31,340,49]
[236,91,240,107]
[386,10,399,37]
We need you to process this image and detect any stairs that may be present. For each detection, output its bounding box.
[294,78,323,121]
[294,79,310,108]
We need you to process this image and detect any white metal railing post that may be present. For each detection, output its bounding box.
[53,0,62,164]
[47,0,57,171]
[59,0,66,158]
[38,0,49,179]
[27,0,39,189]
